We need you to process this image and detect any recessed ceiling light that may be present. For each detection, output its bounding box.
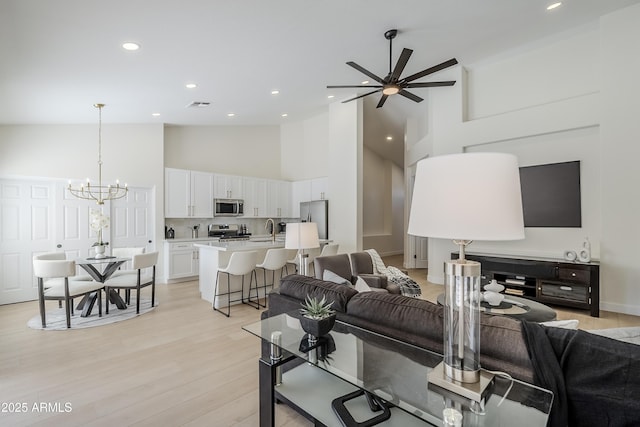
[386,136,393,141]
[327,95,335,99]
[271,90,280,95]
[151,113,161,117]
[547,2,562,10]
[185,83,197,89]
[281,113,288,117]
[227,113,235,117]
[361,80,370,85]
[122,42,140,51]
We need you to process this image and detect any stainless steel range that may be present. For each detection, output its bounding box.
[207,224,250,241]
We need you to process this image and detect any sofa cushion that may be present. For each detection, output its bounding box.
[323,269,352,287]
[279,274,357,313]
[346,291,534,382]
[354,276,372,292]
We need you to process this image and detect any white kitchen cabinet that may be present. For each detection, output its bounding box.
[243,177,268,217]
[290,177,327,218]
[214,174,243,199]
[267,180,291,218]
[165,168,214,218]
[164,241,198,280]
[311,177,328,200]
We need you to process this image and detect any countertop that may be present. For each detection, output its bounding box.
[164,233,286,244]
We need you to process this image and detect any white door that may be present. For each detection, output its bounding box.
[0,179,56,304]
[110,187,154,254]
[406,166,428,269]
[54,181,105,260]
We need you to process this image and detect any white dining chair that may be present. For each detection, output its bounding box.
[213,251,258,317]
[110,247,146,303]
[253,248,290,307]
[33,258,104,328]
[320,243,339,256]
[104,251,158,314]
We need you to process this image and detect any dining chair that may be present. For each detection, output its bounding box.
[33,258,104,328]
[110,247,146,302]
[253,248,290,307]
[213,251,259,317]
[104,251,158,314]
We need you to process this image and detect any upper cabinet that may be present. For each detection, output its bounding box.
[165,168,214,218]
[290,177,328,218]
[267,180,291,218]
[311,177,328,201]
[214,174,243,199]
[243,177,268,217]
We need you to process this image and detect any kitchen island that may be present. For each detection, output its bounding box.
[195,240,290,308]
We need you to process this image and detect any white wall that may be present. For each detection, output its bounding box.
[599,5,640,315]
[0,123,165,269]
[363,147,404,256]
[280,112,329,181]
[328,99,363,254]
[164,125,281,179]
[407,4,640,315]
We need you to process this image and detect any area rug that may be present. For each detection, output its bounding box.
[27,298,157,330]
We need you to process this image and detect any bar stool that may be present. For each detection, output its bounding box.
[253,248,290,307]
[213,251,259,317]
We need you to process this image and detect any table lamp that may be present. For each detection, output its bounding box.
[408,152,524,403]
[285,223,320,276]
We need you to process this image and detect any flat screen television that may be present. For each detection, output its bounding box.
[519,160,581,227]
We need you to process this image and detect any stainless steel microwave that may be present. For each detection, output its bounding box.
[214,199,244,217]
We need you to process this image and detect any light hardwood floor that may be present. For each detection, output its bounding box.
[1,258,639,426]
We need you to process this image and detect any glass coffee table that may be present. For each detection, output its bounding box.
[243,313,553,427]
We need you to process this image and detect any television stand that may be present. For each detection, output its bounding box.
[456,253,600,317]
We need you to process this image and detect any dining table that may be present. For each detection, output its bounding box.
[75,256,129,317]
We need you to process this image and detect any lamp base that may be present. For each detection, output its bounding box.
[428,362,494,404]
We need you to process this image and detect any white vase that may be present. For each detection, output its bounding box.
[94,244,106,259]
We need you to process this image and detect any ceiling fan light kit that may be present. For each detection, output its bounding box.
[327,29,458,108]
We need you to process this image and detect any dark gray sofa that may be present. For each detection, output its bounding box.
[267,274,534,382]
[265,274,640,427]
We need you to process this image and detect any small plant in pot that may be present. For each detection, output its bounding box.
[299,295,336,338]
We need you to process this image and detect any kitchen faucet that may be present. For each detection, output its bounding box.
[265,218,276,242]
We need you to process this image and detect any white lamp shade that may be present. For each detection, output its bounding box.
[285,223,320,250]
[408,153,525,241]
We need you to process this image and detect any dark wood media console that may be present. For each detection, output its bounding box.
[455,253,600,317]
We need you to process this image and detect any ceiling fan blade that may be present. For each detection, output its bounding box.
[327,85,383,89]
[405,81,456,88]
[341,89,382,103]
[398,90,424,103]
[346,62,385,84]
[402,58,459,83]
[376,95,389,108]
[390,48,413,82]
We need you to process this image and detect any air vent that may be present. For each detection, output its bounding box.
[186,101,211,108]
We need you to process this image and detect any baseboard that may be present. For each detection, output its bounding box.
[378,250,404,257]
[600,301,640,317]
[427,273,445,285]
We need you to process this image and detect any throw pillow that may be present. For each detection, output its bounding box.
[355,276,372,293]
[541,319,579,329]
[323,269,352,287]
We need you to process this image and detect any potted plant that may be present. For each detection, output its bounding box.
[299,295,336,338]
[90,209,110,258]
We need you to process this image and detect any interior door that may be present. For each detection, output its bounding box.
[110,187,154,269]
[406,164,428,269]
[0,179,56,304]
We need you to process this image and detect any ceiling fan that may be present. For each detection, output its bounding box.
[327,29,458,108]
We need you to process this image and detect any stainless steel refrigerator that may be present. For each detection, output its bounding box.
[300,200,328,239]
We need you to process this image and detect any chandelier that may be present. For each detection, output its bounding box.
[68,104,128,205]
